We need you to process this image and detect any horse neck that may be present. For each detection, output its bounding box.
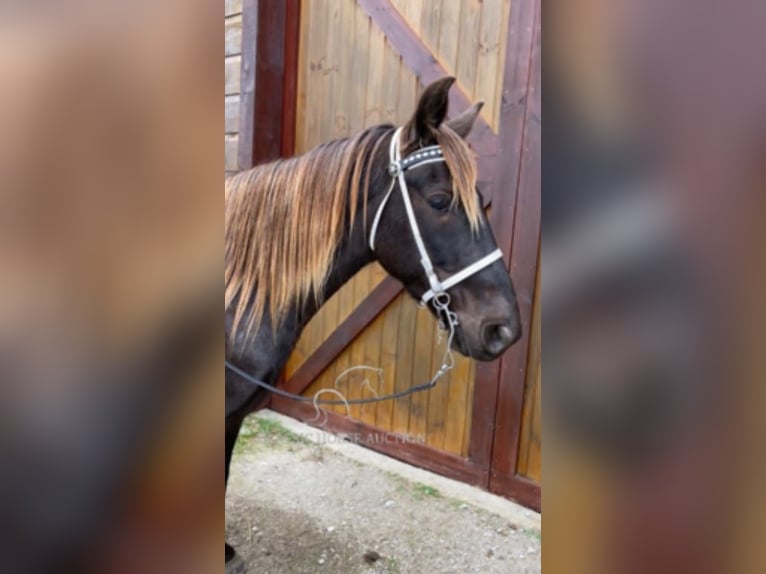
[298,206,375,328]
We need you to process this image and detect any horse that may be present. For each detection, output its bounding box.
[224,77,521,572]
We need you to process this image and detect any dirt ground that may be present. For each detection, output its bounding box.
[226,413,541,574]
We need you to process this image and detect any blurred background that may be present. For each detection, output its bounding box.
[544,0,766,572]
[0,2,220,572]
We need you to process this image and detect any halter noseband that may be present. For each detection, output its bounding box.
[368,126,503,307]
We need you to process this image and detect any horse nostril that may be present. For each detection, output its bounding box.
[482,321,516,354]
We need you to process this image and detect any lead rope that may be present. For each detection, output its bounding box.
[224,295,457,406]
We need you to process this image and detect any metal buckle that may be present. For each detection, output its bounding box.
[387,162,401,177]
[432,292,451,309]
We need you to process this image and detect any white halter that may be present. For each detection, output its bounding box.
[369,127,504,306]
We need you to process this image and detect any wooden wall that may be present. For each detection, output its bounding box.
[390,0,512,131]
[254,0,542,509]
[225,0,243,175]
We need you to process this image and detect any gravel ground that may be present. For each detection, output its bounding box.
[226,415,541,574]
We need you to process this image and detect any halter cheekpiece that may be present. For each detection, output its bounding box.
[369,126,504,307]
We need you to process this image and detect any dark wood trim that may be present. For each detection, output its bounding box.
[238,0,301,169]
[355,0,496,159]
[252,0,287,163]
[490,474,541,512]
[283,277,403,395]
[271,400,488,486]
[488,0,541,507]
[469,0,539,473]
[237,0,258,170]
[280,0,301,157]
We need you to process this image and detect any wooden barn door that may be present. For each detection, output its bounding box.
[239,0,540,510]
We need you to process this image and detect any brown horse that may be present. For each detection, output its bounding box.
[224,77,521,572]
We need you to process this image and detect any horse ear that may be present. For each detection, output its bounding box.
[408,77,455,142]
[446,101,484,138]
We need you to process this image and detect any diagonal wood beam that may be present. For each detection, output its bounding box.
[283,276,403,395]
[356,0,496,157]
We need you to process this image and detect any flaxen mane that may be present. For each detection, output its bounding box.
[225,123,481,341]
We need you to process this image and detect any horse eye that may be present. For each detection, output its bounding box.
[427,194,451,212]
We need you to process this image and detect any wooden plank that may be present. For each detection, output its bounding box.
[425,321,448,451]
[468,0,538,471]
[333,0,356,138]
[322,0,341,140]
[381,34,401,125]
[349,3,371,132]
[365,21,386,126]
[304,0,326,150]
[402,0,423,38]
[436,0,461,74]
[516,262,541,481]
[225,55,241,95]
[460,359,476,457]
[518,367,541,481]
[408,307,436,441]
[442,354,472,456]
[362,276,389,422]
[348,272,376,418]
[225,95,240,135]
[493,0,513,130]
[359,191,386,424]
[456,0,481,98]
[331,294,354,417]
[284,276,402,396]
[475,0,506,130]
[356,0,496,158]
[392,293,416,435]
[420,0,442,57]
[375,295,402,430]
[225,14,243,57]
[360,308,384,425]
[396,54,417,126]
[346,290,365,420]
[488,0,540,505]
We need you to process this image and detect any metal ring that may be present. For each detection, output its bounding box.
[432,292,451,308]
